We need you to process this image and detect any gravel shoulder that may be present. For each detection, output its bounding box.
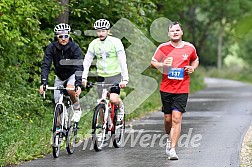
[240,124,252,167]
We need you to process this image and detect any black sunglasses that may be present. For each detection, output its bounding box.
[57,34,70,39]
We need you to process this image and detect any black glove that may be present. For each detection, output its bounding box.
[74,84,79,92]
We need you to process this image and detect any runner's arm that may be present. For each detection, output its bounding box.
[151,58,164,68]
[190,58,199,71]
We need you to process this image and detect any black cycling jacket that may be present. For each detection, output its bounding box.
[41,39,83,86]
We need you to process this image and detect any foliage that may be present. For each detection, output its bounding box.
[155,0,252,67]
[0,0,63,166]
[68,0,157,53]
[236,12,252,68]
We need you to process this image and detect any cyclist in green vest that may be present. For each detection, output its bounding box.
[82,19,129,121]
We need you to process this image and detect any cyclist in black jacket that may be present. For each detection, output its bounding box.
[39,23,83,123]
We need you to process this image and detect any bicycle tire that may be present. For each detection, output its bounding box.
[52,104,62,158]
[112,105,125,148]
[92,104,106,151]
[66,122,78,154]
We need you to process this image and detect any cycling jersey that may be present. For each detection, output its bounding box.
[152,41,198,93]
[83,36,129,81]
[41,40,83,86]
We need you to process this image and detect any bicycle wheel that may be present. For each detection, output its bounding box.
[112,106,125,148]
[92,104,106,151]
[52,104,62,158]
[66,122,78,154]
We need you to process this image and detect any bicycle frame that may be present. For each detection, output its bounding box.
[97,86,118,132]
[43,86,77,157]
[91,82,125,151]
[47,86,74,132]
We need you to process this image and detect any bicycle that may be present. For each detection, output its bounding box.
[88,82,125,151]
[43,85,78,158]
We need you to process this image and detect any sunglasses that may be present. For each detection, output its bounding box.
[57,34,70,39]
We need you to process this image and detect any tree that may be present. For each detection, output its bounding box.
[154,0,252,68]
[56,0,69,23]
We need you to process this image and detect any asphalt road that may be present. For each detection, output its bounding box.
[20,78,252,167]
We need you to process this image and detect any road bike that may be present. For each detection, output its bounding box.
[43,85,78,158]
[89,83,125,151]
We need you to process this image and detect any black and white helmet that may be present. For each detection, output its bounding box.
[54,23,71,34]
[93,19,110,30]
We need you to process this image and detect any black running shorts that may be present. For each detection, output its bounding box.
[160,91,188,114]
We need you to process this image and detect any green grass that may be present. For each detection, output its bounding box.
[201,66,252,84]
[0,113,52,166]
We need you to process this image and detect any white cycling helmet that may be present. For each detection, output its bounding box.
[54,23,71,34]
[93,19,110,30]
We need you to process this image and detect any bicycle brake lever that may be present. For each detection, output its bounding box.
[86,82,93,88]
[43,91,46,100]
[43,84,46,100]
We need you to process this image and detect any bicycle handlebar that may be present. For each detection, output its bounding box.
[43,86,75,99]
[46,86,75,91]
[86,82,119,88]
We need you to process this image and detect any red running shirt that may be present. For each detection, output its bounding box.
[152,41,198,93]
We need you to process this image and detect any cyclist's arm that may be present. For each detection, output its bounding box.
[73,44,84,87]
[82,51,95,80]
[41,45,53,85]
[117,50,129,82]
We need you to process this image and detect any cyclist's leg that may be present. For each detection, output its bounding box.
[97,76,106,99]
[66,74,79,104]
[54,77,66,103]
[105,74,121,104]
[66,74,82,122]
[107,74,124,120]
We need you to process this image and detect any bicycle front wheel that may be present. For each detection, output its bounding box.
[112,107,125,148]
[66,122,78,154]
[92,104,106,151]
[52,104,63,158]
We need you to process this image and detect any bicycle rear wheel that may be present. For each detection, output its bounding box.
[92,104,106,151]
[66,122,78,154]
[52,104,63,158]
[112,106,125,148]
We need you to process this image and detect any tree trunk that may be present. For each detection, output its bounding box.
[217,27,224,70]
[56,0,69,24]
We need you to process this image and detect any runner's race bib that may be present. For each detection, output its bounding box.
[168,68,184,80]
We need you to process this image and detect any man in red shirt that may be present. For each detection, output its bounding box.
[151,21,199,160]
